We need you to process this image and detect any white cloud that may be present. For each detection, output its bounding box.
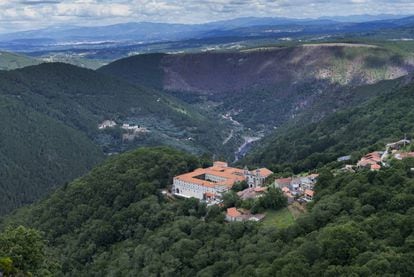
[0,0,413,33]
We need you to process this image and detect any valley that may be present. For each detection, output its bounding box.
[2,41,413,216]
[0,62,238,215]
[2,10,414,276]
[100,43,414,161]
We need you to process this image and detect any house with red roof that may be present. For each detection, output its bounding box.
[225,207,265,222]
[395,152,414,160]
[304,189,314,201]
[274,177,292,189]
[357,152,382,169]
[370,164,381,171]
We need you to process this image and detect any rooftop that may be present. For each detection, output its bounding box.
[227,207,241,218]
[174,162,245,188]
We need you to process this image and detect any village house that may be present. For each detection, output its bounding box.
[274,177,292,188]
[337,155,351,162]
[386,139,411,151]
[225,207,265,222]
[304,189,314,201]
[371,163,381,171]
[357,152,382,169]
[274,174,318,203]
[394,152,414,160]
[98,120,117,129]
[281,187,294,204]
[121,123,149,141]
[172,161,273,203]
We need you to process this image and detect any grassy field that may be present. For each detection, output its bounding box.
[261,207,295,229]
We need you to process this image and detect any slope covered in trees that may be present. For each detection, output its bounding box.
[2,147,414,276]
[0,62,233,216]
[0,96,102,215]
[0,51,40,70]
[99,45,414,130]
[244,75,414,173]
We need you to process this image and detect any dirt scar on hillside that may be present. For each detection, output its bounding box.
[302,43,379,48]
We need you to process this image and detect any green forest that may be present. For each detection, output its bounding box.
[0,62,235,216]
[244,75,414,174]
[1,44,414,276]
[1,147,414,276]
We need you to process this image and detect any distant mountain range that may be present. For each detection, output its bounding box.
[1,15,414,53]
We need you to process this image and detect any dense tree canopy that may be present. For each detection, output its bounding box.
[245,76,414,174]
[0,226,57,276]
[2,147,414,276]
[0,62,234,215]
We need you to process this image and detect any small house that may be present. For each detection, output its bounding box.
[304,189,314,201]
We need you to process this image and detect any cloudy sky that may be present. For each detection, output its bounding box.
[0,0,413,33]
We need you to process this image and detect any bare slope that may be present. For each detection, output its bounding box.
[100,44,414,131]
[101,44,414,94]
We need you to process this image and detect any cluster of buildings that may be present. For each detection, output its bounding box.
[274,174,319,203]
[97,120,149,141]
[172,161,273,205]
[172,161,321,223]
[357,151,383,171]
[121,123,149,141]
[387,139,414,161]
[341,138,413,172]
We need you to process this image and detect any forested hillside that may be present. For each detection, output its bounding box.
[100,45,414,131]
[0,62,232,216]
[0,51,40,70]
[244,75,414,173]
[0,96,102,215]
[2,147,414,276]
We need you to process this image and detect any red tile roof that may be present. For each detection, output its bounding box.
[399,152,414,159]
[305,189,314,197]
[227,207,241,218]
[174,162,245,188]
[257,168,273,177]
[282,187,290,193]
[371,164,381,170]
[275,177,292,185]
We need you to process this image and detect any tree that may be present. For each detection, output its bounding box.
[256,188,287,212]
[0,226,57,276]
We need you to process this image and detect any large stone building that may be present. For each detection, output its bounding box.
[244,167,273,188]
[172,161,273,202]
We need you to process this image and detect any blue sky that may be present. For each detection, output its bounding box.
[0,0,413,33]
